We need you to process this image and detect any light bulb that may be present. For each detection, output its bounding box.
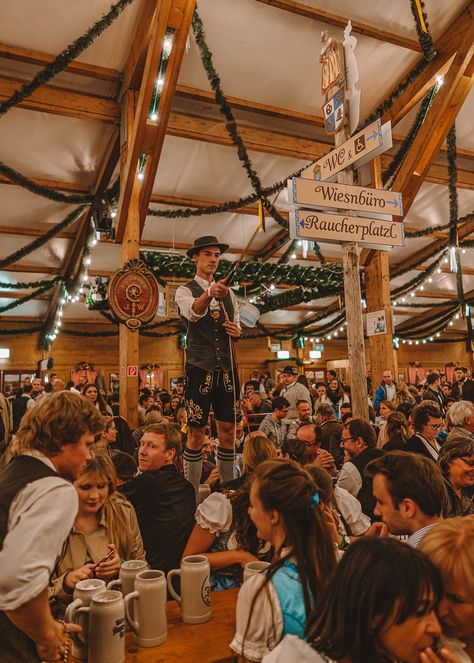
[61,298,66,305]
[111,211,117,219]
[428,277,432,283]
[462,248,466,254]
[410,291,415,297]
[138,172,144,181]
[270,284,275,290]
[156,77,164,92]
[401,297,406,303]
[163,35,173,56]
[57,320,62,327]
[437,268,441,274]
[436,75,444,86]
[290,253,296,259]
[436,332,440,337]
[83,274,89,282]
[150,113,158,122]
[85,257,91,266]
[91,238,98,246]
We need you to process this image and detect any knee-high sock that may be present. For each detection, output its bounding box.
[217,446,235,485]
[183,446,202,493]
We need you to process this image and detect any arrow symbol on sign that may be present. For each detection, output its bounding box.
[299,219,305,228]
[366,130,378,142]
[387,199,399,208]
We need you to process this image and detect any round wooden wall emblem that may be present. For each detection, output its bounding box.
[108,259,158,330]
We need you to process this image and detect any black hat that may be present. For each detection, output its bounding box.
[280,365,297,375]
[186,236,229,258]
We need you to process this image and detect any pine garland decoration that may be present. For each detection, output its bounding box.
[0,275,64,290]
[0,206,87,270]
[0,0,137,118]
[409,0,437,61]
[0,282,56,313]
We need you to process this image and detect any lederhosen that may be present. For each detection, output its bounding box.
[0,456,60,663]
[179,279,241,428]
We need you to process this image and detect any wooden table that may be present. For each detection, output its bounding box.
[74,588,238,663]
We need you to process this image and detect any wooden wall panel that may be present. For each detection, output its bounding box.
[0,323,471,390]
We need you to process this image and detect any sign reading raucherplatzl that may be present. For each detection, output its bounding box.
[290,210,405,249]
[289,178,403,216]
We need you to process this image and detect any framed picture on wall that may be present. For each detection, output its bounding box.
[166,284,181,319]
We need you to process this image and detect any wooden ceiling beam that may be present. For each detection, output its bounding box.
[391,27,474,216]
[162,111,473,188]
[0,291,51,301]
[175,84,325,127]
[0,43,120,83]
[0,174,90,193]
[0,225,75,240]
[121,0,159,93]
[377,4,474,127]
[175,83,474,161]
[253,0,421,51]
[138,0,196,233]
[116,0,190,242]
[395,287,474,331]
[391,214,474,278]
[42,131,120,330]
[0,75,119,123]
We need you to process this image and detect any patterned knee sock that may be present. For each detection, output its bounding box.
[217,446,235,485]
[183,446,202,493]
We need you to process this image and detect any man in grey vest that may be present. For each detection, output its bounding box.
[175,236,242,491]
[0,391,104,662]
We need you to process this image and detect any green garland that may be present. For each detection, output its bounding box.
[192,6,289,232]
[142,251,342,288]
[0,282,56,313]
[0,275,64,289]
[0,163,94,204]
[391,250,447,299]
[0,0,137,118]
[0,206,87,270]
[0,325,45,335]
[257,285,341,314]
[409,0,436,61]
[383,86,437,186]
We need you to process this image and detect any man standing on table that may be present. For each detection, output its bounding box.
[175,236,242,492]
[0,391,104,662]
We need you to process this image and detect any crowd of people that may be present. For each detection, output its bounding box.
[0,360,473,662]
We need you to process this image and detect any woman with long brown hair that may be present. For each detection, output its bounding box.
[50,450,144,614]
[182,434,276,591]
[230,460,337,661]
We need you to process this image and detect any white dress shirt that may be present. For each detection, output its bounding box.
[0,452,78,610]
[175,275,240,325]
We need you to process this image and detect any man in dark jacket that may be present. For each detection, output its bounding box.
[120,424,195,574]
[422,371,447,415]
[451,366,474,403]
[337,418,383,518]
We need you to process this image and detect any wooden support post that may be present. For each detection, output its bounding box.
[364,157,398,389]
[119,93,140,428]
[336,132,368,420]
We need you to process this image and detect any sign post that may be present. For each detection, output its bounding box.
[321,28,371,417]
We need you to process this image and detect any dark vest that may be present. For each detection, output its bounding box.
[12,396,29,433]
[180,279,235,372]
[351,447,384,519]
[0,456,59,663]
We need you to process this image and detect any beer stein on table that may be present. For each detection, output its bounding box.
[65,578,105,660]
[107,559,149,596]
[167,554,211,624]
[75,589,125,663]
[124,570,167,647]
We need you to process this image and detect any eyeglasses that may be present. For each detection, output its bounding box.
[341,436,359,443]
[429,424,442,430]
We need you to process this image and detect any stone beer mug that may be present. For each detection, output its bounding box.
[124,570,167,647]
[65,578,106,660]
[75,590,125,663]
[167,554,211,624]
[107,559,149,596]
[243,560,271,582]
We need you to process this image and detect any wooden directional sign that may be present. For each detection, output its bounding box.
[290,209,405,249]
[288,178,403,216]
[301,118,383,182]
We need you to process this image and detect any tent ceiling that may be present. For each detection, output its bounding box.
[0,0,473,341]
